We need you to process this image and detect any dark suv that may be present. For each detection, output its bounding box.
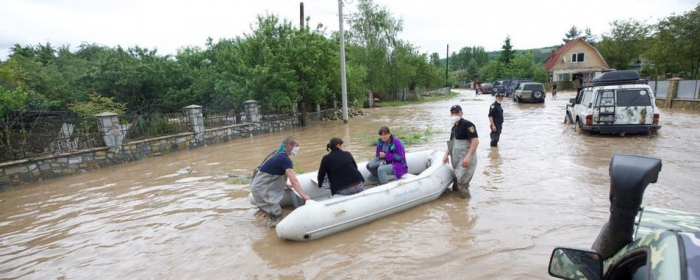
[493,79,533,97]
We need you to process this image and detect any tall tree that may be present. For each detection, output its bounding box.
[429,52,441,67]
[597,19,650,71]
[646,4,700,78]
[563,25,581,43]
[499,36,515,66]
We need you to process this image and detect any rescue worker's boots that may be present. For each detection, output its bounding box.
[267,214,282,228]
[458,184,470,199]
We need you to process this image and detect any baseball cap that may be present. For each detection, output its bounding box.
[450,105,462,112]
[495,93,505,97]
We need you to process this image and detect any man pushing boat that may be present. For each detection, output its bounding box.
[250,136,311,228]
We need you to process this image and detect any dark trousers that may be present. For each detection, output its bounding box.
[490,124,502,146]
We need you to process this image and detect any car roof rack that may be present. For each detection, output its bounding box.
[587,70,647,87]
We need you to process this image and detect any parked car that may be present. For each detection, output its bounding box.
[513,82,546,103]
[476,83,493,95]
[565,70,661,135]
[505,79,532,97]
[493,80,506,95]
[548,154,700,280]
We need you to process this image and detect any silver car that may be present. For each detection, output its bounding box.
[513,82,546,103]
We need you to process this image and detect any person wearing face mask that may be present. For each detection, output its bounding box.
[443,105,479,199]
[488,93,505,147]
[317,137,365,195]
[367,127,408,185]
[250,136,310,228]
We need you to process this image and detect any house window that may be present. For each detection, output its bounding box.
[572,53,585,62]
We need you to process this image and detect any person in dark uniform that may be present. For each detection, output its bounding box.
[488,93,505,147]
[443,105,479,198]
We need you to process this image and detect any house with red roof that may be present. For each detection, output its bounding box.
[544,38,611,82]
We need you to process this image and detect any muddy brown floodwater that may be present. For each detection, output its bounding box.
[2,90,700,279]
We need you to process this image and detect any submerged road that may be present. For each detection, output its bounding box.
[1,89,699,279]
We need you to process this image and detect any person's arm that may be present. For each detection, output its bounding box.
[286,168,310,200]
[317,157,327,189]
[385,138,405,163]
[488,107,497,132]
[443,147,450,164]
[489,116,497,132]
[462,137,479,168]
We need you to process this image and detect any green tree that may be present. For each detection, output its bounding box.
[646,4,700,78]
[429,53,441,67]
[597,19,650,70]
[499,36,515,66]
[563,25,581,44]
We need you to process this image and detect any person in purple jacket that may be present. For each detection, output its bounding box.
[367,127,408,184]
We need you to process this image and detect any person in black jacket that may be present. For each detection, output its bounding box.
[317,137,365,195]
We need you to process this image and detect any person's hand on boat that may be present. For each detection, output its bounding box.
[379,152,386,158]
[302,194,311,201]
[285,183,292,189]
[462,157,471,168]
[443,153,449,164]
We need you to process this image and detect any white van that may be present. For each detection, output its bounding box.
[565,71,661,134]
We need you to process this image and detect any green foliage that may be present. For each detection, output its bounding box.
[378,92,457,107]
[68,93,126,117]
[0,86,29,117]
[563,26,581,44]
[362,125,443,146]
[597,19,651,71]
[645,4,700,79]
[499,36,515,65]
[129,115,179,139]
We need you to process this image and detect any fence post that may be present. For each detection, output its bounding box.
[96,112,124,150]
[368,92,373,108]
[243,100,260,123]
[316,103,321,120]
[668,78,681,109]
[185,105,204,134]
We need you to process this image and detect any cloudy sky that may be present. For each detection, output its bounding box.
[0,0,697,60]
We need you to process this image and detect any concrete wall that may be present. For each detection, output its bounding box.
[654,78,700,111]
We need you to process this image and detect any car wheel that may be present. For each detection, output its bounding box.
[575,120,588,135]
[564,113,570,124]
[532,90,543,99]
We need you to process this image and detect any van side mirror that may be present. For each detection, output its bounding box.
[549,247,603,280]
[569,98,576,104]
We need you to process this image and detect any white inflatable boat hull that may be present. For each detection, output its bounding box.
[267,149,453,241]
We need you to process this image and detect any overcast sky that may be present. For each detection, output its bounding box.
[1,0,697,60]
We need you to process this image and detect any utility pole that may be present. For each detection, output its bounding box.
[445,44,449,87]
[299,2,307,126]
[338,0,349,123]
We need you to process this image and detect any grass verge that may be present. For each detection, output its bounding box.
[377,92,458,107]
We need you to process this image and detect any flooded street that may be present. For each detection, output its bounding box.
[2,89,700,279]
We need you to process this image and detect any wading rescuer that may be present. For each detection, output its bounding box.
[488,93,505,147]
[250,136,310,228]
[443,105,479,198]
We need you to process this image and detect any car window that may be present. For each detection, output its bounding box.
[617,89,652,107]
[583,90,595,106]
[524,84,544,91]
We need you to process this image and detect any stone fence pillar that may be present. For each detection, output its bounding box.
[243,100,259,123]
[185,105,204,134]
[666,78,682,109]
[96,112,124,150]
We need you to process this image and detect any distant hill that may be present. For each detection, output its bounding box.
[440,45,561,66]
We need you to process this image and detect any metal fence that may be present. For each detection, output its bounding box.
[678,80,700,99]
[0,112,105,162]
[203,108,239,128]
[118,101,194,141]
[648,80,669,98]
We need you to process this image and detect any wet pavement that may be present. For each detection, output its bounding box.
[1,89,700,279]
